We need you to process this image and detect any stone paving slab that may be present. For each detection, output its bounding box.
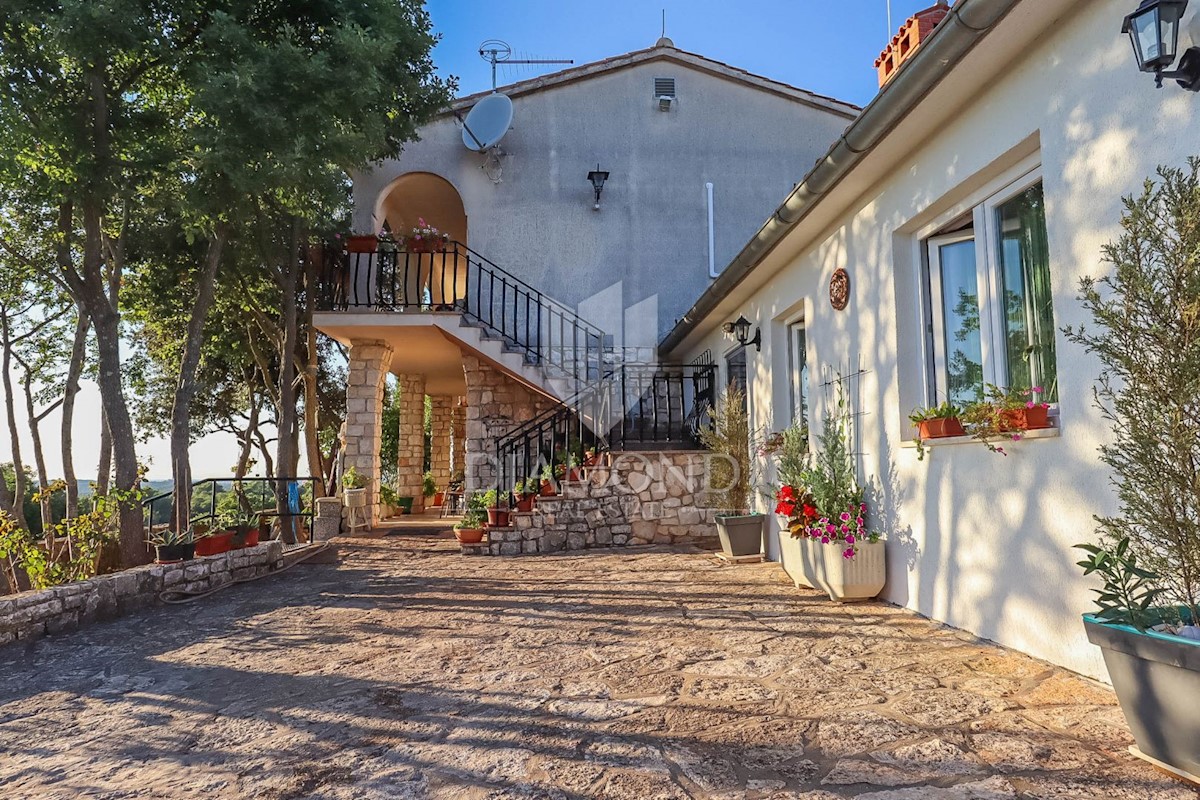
[0,537,1194,799]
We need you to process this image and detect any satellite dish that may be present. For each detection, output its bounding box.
[461,93,513,153]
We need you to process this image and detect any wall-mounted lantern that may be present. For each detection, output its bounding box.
[587,165,610,210]
[1123,0,1200,90]
[722,315,761,352]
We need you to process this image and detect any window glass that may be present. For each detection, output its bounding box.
[997,183,1058,401]
[789,323,809,430]
[937,239,984,405]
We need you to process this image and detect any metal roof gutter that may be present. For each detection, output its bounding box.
[657,0,1022,357]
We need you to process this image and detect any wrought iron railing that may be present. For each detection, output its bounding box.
[315,240,606,387]
[142,477,319,540]
[493,364,717,505]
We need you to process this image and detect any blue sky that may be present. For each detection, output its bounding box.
[427,0,941,108]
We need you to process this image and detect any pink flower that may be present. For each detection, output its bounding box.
[860,503,867,513]
[826,524,836,534]
[855,517,863,527]
[846,534,856,544]
[842,547,856,560]
[821,536,831,544]
[840,524,849,534]
[1032,386,1044,393]
[1026,401,1035,409]
[1011,433,1022,441]
[840,512,850,522]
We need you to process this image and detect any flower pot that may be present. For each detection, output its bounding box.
[231,526,261,549]
[515,494,535,513]
[396,497,414,515]
[433,491,445,507]
[715,514,765,557]
[1083,613,1200,782]
[455,528,485,544]
[1023,405,1051,429]
[540,480,557,497]
[343,487,367,508]
[154,542,195,564]
[346,234,378,253]
[195,531,234,557]
[918,417,966,439]
[811,539,886,602]
[997,408,1026,432]
[404,237,447,253]
[486,507,511,528]
[779,532,818,589]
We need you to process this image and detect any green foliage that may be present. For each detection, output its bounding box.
[768,423,810,492]
[379,485,398,507]
[423,471,437,497]
[513,478,535,497]
[1064,160,1200,622]
[802,400,863,526]
[698,388,754,512]
[342,466,366,490]
[908,401,963,425]
[1075,538,1166,632]
[455,492,487,529]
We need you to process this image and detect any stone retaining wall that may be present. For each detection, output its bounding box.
[0,541,285,647]
[471,451,722,555]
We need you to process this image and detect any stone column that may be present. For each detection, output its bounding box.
[344,340,393,528]
[429,395,454,497]
[396,373,427,512]
[451,397,467,483]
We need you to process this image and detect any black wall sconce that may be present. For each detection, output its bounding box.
[723,315,761,352]
[1123,0,1200,90]
[587,164,609,210]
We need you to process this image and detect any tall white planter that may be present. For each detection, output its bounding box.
[811,539,886,603]
[778,530,817,589]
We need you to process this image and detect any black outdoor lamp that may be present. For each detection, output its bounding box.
[587,164,609,210]
[1123,0,1200,90]
[724,315,761,352]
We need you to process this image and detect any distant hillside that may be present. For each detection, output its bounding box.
[76,479,173,498]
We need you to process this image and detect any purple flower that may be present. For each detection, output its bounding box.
[826,523,836,534]
[840,524,849,534]
[821,536,831,544]
[846,534,856,544]
[839,512,850,522]
[842,547,856,560]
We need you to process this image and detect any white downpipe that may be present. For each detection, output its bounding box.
[706,182,719,279]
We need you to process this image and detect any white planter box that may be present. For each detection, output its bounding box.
[343,488,368,508]
[778,531,816,589]
[811,539,886,603]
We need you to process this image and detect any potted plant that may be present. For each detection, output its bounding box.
[539,463,557,496]
[513,478,536,513]
[404,218,450,253]
[763,422,819,588]
[454,494,487,544]
[1066,162,1200,782]
[698,387,764,557]
[148,527,195,564]
[423,471,438,511]
[222,508,261,549]
[379,485,398,519]
[342,466,368,508]
[480,488,510,528]
[908,401,965,460]
[963,384,1053,456]
[345,233,378,253]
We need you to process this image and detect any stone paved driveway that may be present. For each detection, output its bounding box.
[0,536,1195,800]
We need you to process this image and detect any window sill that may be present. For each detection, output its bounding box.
[900,425,1061,451]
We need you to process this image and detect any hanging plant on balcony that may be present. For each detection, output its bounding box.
[404,218,450,253]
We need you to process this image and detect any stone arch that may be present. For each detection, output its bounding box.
[374,171,468,245]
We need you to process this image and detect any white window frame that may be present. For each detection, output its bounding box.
[914,155,1048,406]
[786,318,810,430]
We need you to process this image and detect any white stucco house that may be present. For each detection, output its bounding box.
[657,0,1200,680]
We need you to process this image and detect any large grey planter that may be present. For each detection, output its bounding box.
[1083,614,1200,783]
[715,514,765,557]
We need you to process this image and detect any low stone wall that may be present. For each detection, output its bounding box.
[471,451,722,555]
[0,541,285,647]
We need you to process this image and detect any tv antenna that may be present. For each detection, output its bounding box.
[479,39,573,90]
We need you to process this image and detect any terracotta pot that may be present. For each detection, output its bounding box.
[1024,405,1051,429]
[404,236,447,253]
[432,491,445,507]
[233,528,261,549]
[515,494,535,513]
[540,480,557,497]
[997,408,1026,432]
[455,528,484,544]
[917,417,966,439]
[486,507,511,528]
[346,234,378,253]
[195,532,234,556]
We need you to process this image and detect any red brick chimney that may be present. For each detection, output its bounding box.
[875,0,952,87]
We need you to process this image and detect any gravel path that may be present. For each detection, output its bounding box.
[0,535,1194,799]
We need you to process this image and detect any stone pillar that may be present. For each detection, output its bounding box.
[344,340,393,528]
[429,395,454,497]
[451,397,467,483]
[462,354,557,495]
[396,373,427,512]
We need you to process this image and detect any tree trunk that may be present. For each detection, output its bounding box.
[170,226,228,535]
[302,246,325,497]
[275,221,301,544]
[0,307,30,534]
[96,408,112,497]
[61,309,89,519]
[20,369,53,534]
